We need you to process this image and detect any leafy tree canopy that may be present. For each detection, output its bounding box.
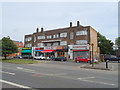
[2,36,18,59]
[97,32,114,54]
[115,37,120,49]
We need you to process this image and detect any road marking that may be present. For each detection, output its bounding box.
[77,77,116,86]
[17,67,35,72]
[0,71,15,75]
[78,77,95,80]
[0,79,31,88]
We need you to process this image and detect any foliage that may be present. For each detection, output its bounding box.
[97,32,114,54]
[115,37,120,49]
[2,37,18,59]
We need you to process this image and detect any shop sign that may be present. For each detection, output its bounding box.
[71,45,89,50]
[56,46,63,49]
[22,47,31,50]
[44,46,56,50]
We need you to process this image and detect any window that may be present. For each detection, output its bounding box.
[70,32,74,39]
[26,37,32,41]
[47,35,52,39]
[76,40,87,45]
[60,41,67,45]
[53,42,59,46]
[37,43,44,47]
[53,35,56,38]
[38,36,45,39]
[47,43,51,46]
[34,36,36,42]
[25,43,32,47]
[76,30,87,36]
[60,33,67,37]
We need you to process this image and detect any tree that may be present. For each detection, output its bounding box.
[97,32,114,54]
[2,36,18,59]
[115,37,120,49]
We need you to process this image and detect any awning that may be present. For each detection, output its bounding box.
[34,50,42,51]
[21,50,32,53]
[72,50,89,51]
[41,49,54,53]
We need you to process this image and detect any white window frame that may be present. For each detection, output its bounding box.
[47,35,52,39]
[76,30,87,36]
[38,36,45,39]
[37,43,44,47]
[60,41,67,45]
[60,32,67,38]
[76,40,87,45]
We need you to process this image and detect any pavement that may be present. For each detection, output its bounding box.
[80,61,119,71]
[1,61,119,89]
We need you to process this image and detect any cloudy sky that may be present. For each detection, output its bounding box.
[1,1,118,43]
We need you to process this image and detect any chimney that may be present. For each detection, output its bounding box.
[77,21,80,27]
[41,27,44,33]
[70,22,72,27]
[36,28,39,33]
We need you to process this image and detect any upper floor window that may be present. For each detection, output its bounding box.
[60,41,67,46]
[38,36,45,39]
[53,42,59,46]
[70,32,74,39]
[34,35,36,42]
[25,37,32,41]
[47,43,51,46]
[76,40,87,45]
[37,43,44,47]
[76,30,87,36]
[25,43,32,47]
[47,35,52,39]
[60,32,67,38]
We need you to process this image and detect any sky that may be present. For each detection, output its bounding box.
[1,1,118,43]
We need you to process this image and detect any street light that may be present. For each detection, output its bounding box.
[91,43,94,67]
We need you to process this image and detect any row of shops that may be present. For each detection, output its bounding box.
[21,45,99,60]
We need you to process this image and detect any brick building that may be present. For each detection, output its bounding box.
[24,21,100,60]
[8,41,24,57]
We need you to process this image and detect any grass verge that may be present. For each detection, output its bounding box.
[1,59,44,64]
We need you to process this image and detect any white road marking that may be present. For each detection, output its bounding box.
[78,77,95,80]
[0,71,15,75]
[17,67,35,72]
[0,79,31,88]
[77,77,116,86]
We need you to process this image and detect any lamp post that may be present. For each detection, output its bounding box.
[91,43,94,67]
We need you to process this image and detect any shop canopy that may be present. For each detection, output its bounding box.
[21,50,32,53]
[34,50,42,51]
[41,49,54,53]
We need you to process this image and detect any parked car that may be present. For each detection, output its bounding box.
[13,55,22,59]
[34,56,46,60]
[75,56,90,63]
[104,55,120,62]
[53,56,67,61]
[22,55,33,59]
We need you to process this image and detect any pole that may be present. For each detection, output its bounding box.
[91,43,94,67]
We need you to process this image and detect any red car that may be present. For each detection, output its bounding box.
[75,56,91,63]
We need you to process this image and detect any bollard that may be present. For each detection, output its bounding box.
[106,60,109,69]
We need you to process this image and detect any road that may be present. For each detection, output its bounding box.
[1,61,119,89]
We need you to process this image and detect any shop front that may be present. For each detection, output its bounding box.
[21,47,32,59]
[68,45,89,60]
[41,49,55,58]
[55,46,68,59]
[32,47,44,57]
